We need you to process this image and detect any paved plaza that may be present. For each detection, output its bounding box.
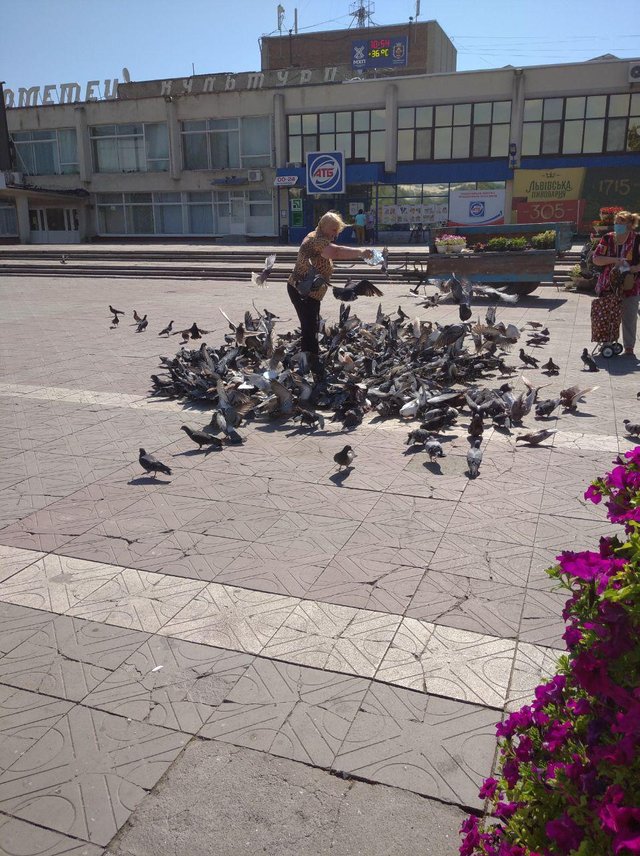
[0,260,637,855]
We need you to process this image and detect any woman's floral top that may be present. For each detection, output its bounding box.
[593,231,640,297]
[287,231,333,301]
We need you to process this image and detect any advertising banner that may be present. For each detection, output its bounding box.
[381,203,448,225]
[306,151,345,195]
[512,168,586,201]
[448,190,505,226]
[352,36,408,70]
[580,167,640,228]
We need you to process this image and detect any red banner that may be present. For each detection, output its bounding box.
[513,199,585,227]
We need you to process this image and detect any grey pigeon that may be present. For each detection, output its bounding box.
[535,397,561,418]
[332,279,384,301]
[109,305,125,316]
[251,254,276,287]
[519,349,540,369]
[139,448,171,477]
[623,419,640,437]
[159,320,174,336]
[581,348,599,372]
[136,316,148,333]
[467,439,482,478]
[180,425,223,450]
[542,358,560,375]
[516,429,556,446]
[334,445,356,470]
[425,439,445,461]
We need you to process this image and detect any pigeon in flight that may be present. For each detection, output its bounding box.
[138,448,171,477]
[333,445,356,470]
[109,305,125,316]
[180,425,224,450]
[332,279,384,302]
[560,385,599,409]
[467,439,482,478]
[251,254,276,287]
[581,348,599,372]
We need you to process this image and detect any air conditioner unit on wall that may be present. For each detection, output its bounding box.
[629,62,640,83]
[4,171,23,186]
[247,169,263,182]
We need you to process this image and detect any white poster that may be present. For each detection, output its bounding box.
[448,190,505,226]
[381,203,448,225]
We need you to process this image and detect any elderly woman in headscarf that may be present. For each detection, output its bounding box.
[287,211,372,377]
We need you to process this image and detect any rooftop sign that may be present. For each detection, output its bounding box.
[351,36,408,70]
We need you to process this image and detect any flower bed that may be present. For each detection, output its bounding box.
[460,449,640,856]
[435,234,467,253]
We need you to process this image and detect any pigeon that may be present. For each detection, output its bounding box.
[406,428,432,446]
[159,320,174,336]
[109,305,125,316]
[519,349,540,369]
[468,411,484,437]
[467,439,482,478]
[180,425,223,450]
[623,419,640,437]
[138,448,171,477]
[136,316,148,333]
[535,397,562,418]
[381,246,389,278]
[516,429,556,446]
[251,254,276,287]
[560,385,599,409]
[60,254,67,264]
[110,314,119,327]
[425,439,445,461]
[334,445,356,470]
[541,358,560,375]
[526,321,544,329]
[332,279,384,302]
[581,348,599,372]
[133,310,142,323]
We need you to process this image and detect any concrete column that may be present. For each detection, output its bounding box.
[506,68,525,224]
[15,195,30,243]
[273,92,286,168]
[165,98,182,180]
[384,84,398,174]
[74,106,92,184]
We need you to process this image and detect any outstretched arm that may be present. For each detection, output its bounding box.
[321,244,373,262]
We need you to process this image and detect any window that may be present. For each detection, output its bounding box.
[287,109,386,163]
[0,202,18,234]
[11,128,78,175]
[90,123,169,173]
[182,116,271,170]
[397,100,511,162]
[522,93,640,156]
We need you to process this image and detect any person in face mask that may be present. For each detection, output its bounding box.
[592,211,640,355]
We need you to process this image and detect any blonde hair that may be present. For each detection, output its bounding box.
[614,210,639,228]
[317,211,347,235]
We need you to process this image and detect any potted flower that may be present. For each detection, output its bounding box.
[567,263,596,292]
[434,234,467,254]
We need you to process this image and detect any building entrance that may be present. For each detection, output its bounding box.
[28,207,80,243]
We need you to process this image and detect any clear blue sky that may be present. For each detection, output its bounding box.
[1,0,639,94]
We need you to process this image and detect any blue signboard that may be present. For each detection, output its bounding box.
[351,35,408,70]
[306,151,346,195]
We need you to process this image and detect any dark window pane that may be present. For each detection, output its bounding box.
[183,120,207,132]
[563,120,584,153]
[524,100,543,122]
[472,125,490,157]
[415,128,431,159]
[583,118,605,152]
[129,205,154,233]
[565,97,585,120]
[606,118,627,151]
[473,103,491,124]
[45,208,65,230]
[543,99,563,121]
[33,142,57,174]
[492,101,511,123]
[541,122,561,154]
[183,133,208,169]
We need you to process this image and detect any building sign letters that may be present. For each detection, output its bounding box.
[3,71,130,108]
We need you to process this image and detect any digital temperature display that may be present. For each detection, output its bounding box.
[351,35,408,70]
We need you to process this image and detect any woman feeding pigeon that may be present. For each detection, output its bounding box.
[592,210,640,356]
[287,211,373,379]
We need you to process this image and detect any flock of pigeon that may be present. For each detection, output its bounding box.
[104,253,629,481]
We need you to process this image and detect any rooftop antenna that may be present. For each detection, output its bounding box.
[415,0,420,21]
[349,0,375,28]
[277,4,285,34]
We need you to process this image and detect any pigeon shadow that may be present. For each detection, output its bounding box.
[173,449,204,457]
[423,460,443,475]
[564,410,597,418]
[128,476,172,485]
[329,468,354,485]
[516,296,568,311]
[605,359,640,376]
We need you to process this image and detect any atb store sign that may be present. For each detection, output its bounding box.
[306,151,345,195]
